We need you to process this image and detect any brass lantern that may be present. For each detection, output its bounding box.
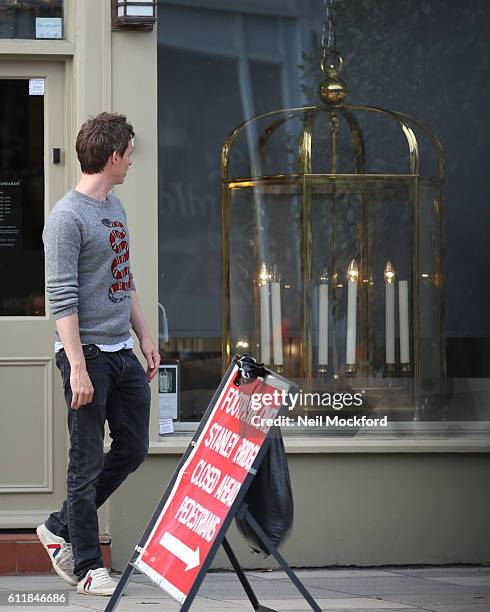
[221,13,445,421]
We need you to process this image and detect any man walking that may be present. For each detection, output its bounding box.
[38,112,160,596]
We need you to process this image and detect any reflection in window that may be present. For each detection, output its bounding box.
[0,80,45,316]
[0,0,63,40]
[157,2,310,423]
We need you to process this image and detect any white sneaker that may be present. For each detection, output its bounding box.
[36,523,77,586]
[77,568,118,596]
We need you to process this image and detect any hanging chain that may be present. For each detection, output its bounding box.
[321,0,341,75]
[322,0,336,53]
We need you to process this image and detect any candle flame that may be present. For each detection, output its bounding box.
[347,259,358,283]
[384,261,395,284]
[259,262,269,285]
[320,265,329,282]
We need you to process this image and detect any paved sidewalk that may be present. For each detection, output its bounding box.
[0,566,489,611]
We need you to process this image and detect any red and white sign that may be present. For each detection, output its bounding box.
[133,364,285,605]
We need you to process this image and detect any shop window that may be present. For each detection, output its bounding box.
[157,0,490,436]
[0,1,63,40]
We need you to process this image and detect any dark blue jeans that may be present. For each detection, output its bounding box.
[45,345,151,578]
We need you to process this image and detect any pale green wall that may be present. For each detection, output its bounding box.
[108,453,490,570]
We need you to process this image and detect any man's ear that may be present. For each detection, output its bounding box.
[111,150,120,164]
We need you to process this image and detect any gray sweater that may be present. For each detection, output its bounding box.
[42,189,136,345]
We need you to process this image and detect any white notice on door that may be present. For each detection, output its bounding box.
[29,79,45,96]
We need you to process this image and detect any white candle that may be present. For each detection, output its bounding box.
[259,263,271,365]
[399,280,410,365]
[384,261,395,365]
[318,267,329,367]
[346,259,358,366]
[270,269,283,366]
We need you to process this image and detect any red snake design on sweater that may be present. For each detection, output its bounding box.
[102,218,132,303]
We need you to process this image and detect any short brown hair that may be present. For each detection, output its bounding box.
[76,112,134,174]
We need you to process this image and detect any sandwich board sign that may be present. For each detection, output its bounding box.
[106,356,321,612]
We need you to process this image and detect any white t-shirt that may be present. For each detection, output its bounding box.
[55,335,134,353]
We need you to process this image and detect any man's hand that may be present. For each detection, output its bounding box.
[140,337,161,382]
[70,364,94,410]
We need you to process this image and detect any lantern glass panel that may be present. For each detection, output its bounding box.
[308,177,417,420]
[118,0,154,18]
[418,180,445,418]
[228,184,303,377]
[310,176,413,373]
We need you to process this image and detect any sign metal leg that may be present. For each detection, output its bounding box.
[241,509,322,612]
[222,537,279,612]
[104,554,137,612]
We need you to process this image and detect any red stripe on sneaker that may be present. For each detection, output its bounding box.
[84,576,92,590]
[47,544,61,549]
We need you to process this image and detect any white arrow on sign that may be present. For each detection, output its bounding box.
[160,532,201,572]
